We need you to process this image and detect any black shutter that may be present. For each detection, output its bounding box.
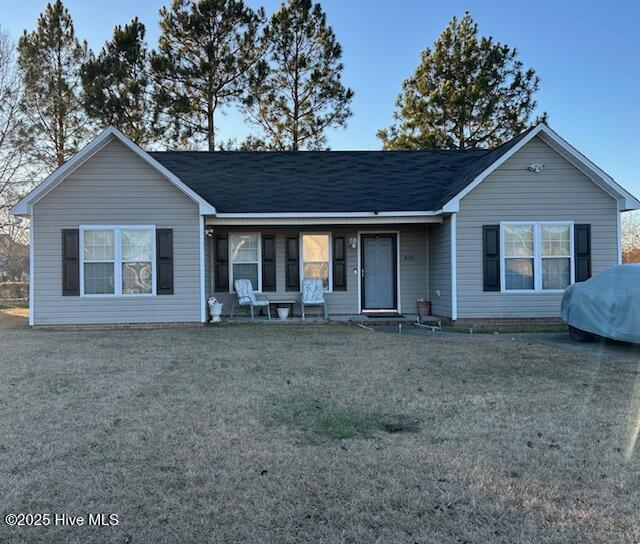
[156,229,174,295]
[483,225,500,292]
[262,235,276,291]
[214,235,229,292]
[333,236,347,291]
[62,229,79,296]
[574,224,591,282]
[285,235,299,291]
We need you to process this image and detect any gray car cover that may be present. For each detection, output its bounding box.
[561,264,640,343]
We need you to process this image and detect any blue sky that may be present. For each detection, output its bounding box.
[3,0,639,196]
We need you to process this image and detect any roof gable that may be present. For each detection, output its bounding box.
[11,127,216,216]
[441,124,640,212]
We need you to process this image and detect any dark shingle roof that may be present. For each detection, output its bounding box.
[149,129,533,213]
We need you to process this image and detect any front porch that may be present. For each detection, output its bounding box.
[203,220,452,322]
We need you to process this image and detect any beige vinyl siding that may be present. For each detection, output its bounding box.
[428,216,452,317]
[208,225,428,316]
[456,136,618,318]
[399,225,429,314]
[32,139,201,325]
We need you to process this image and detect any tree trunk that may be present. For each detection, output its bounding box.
[292,28,300,152]
[207,106,215,152]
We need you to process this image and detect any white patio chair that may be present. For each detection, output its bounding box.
[230,279,271,320]
[301,278,328,321]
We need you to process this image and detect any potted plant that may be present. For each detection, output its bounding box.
[416,298,431,319]
[208,297,224,322]
[277,306,290,320]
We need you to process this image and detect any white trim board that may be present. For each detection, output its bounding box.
[442,124,640,213]
[11,126,216,216]
[28,218,34,326]
[207,216,443,226]
[199,215,207,322]
[450,213,457,321]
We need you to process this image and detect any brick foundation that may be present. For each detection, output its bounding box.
[34,322,204,330]
[454,317,563,325]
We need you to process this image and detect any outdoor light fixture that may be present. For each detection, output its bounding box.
[205,228,215,237]
[349,237,357,249]
[528,162,544,173]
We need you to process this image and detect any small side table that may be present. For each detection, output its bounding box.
[269,300,298,319]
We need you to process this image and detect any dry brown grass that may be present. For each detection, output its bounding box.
[1,319,640,543]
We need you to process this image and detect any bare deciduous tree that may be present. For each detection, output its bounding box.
[622,211,640,263]
[0,27,33,283]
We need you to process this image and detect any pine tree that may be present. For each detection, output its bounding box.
[244,0,353,151]
[81,18,151,146]
[378,12,546,150]
[18,0,90,168]
[151,0,265,151]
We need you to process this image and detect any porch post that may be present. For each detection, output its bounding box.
[450,213,457,321]
[199,214,206,323]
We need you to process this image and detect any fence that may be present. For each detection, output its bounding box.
[0,281,29,304]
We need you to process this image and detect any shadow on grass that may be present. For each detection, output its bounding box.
[273,395,419,443]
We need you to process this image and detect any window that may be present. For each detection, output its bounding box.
[83,229,115,295]
[501,222,573,292]
[230,233,261,291]
[121,229,153,295]
[301,234,331,290]
[80,226,155,296]
[503,224,534,290]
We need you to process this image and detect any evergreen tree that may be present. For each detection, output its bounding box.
[151,0,265,151]
[18,0,90,168]
[244,0,353,151]
[81,18,151,146]
[378,12,546,150]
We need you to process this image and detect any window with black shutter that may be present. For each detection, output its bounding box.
[285,235,299,291]
[62,229,80,296]
[332,236,346,291]
[214,235,229,292]
[262,235,276,291]
[483,225,500,291]
[574,224,591,282]
[156,229,173,295]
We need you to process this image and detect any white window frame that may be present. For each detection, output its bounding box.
[79,225,157,298]
[300,232,333,292]
[500,221,574,293]
[229,232,262,293]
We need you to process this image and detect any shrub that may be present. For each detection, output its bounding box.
[0,281,29,300]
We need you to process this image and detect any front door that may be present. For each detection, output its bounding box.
[361,234,397,311]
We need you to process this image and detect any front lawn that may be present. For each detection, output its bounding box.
[1,319,639,543]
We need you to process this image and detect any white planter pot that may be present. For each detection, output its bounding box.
[277,307,290,320]
[208,301,224,322]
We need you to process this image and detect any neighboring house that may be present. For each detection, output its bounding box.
[0,234,29,282]
[11,124,640,326]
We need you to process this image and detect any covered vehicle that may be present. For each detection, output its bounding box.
[561,264,640,343]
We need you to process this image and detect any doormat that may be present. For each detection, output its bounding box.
[364,313,405,318]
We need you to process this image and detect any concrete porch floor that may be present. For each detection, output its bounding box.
[214,313,443,326]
